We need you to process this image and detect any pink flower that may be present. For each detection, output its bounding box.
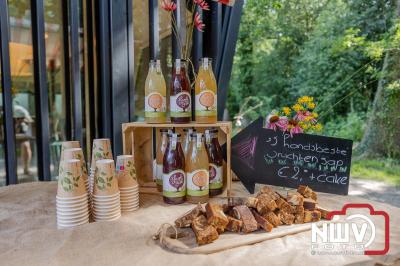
[194,0,210,10]
[294,111,307,121]
[266,115,288,131]
[194,12,205,32]
[161,0,176,11]
[294,110,316,123]
[288,120,303,136]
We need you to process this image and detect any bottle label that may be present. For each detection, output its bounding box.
[156,164,163,185]
[195,90,217,117]
[145,92,166,118]
[187,169,209,196]
[171,91,191,117]
[209,163,223,189]
[163,169,186,197]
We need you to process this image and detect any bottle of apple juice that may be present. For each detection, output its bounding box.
[145,60,167,123]
[195,58,217,123]
[186,133,209,203]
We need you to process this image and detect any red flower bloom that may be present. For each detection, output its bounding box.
[215,0,232,5]
[161,0,176,11]
[194,12,205,32]
[194,0,210,10]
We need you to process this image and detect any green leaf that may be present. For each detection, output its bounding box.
[98,176,105,183]
[107,183,111,187]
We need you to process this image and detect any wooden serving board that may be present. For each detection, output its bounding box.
[155,221,324,254]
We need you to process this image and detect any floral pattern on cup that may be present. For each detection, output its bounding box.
[95,169,114,191]
[60,171,81,192]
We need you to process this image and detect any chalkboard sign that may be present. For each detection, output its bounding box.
[228,117,353,195]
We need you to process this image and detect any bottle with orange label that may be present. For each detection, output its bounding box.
[145,60,167,123]
[186,133,209,203]
[195,58,217,123]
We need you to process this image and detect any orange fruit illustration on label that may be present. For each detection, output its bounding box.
[148,93,163,112]
[199,91,214,111]
[192,171,208,190]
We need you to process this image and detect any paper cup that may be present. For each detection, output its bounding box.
[120,196,139,202]
[119,185,139,191]
[63,148,88,183]
[60,141,81,161]
[121,206,139,212]
[57,216,89,225]
[91,139,113,171]
[93,208,120,216]
[121,204,139,209]
[56,193,88,201]
[93,201,120,209]
[57,159,86,198]
[57,203,89,212]
[57,211,89,220]
[58,218,89,228]
[94,212,121,220]
[93,159,119,196]
[116,155,137,188]
[56,201,88,209]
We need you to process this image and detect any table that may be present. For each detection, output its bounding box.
[0,182,399,266]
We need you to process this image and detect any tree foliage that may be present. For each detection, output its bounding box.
[228,0,400,158]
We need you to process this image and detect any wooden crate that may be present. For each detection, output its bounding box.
[122,122,232,196]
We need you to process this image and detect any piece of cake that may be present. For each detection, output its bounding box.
[297,185,313,198]
[175,203,204,228]
[262,211,281,227]
[303,198,317,210]
[191,215,219,245]
[256,194,278,214]
[251,209,273,232]
[233,205,258,233]
[303,210,321,223]
[205,203,229,233]
[287,192,304,206]
[226,215,243,233]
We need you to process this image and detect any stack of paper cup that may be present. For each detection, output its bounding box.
[63,148,89,192]
[92,159,121,222]
[116,155,139,212]
[60,141,80,161]
[89,139,113,195]
[56,159,89,229]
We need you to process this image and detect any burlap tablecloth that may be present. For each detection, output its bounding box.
[0,182,399,266]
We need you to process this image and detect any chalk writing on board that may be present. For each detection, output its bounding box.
[228,117,353,195]
[231,135,258,170]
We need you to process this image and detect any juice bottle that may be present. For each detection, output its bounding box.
[163,133,186,204]
[170,59,191,123]
[145,60,167,123]
[183,128,196,161]
[205,128,223,196]
[195,58,217,123]
[155,128,169,192]
[186,133,209,203]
